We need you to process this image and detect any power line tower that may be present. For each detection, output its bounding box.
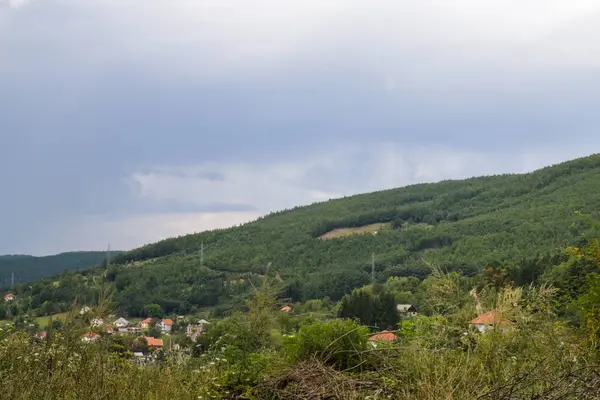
[11,271,15,288]
[106,244,111,268]
[200,242,205,267]
[371,252,375,284]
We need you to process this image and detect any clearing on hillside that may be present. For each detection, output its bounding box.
[319,222,390,240]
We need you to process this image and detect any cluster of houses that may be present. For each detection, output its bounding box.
[79,308,211,346]
[368,309,513,346]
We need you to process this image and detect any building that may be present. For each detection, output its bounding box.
[280,306,292,312]
[144,336,164,349]
[4,293,16,302]
[368,330,398,348]
[186,324,203,341]
[140,317,153,329]
[127,326,142,335]
[470,311,512,333]
[113,317,129,328]
[91,317,104,327]
[368,330,398,342]
[79,306,91,315]
[396,304,418,317]
[157,319,174,334]
[82,332,100,342]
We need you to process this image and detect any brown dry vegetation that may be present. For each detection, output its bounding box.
[319,223,390,240]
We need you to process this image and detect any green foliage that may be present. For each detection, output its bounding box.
[143,303,163,318]
[285,319,370,370]
[339,288,398,330]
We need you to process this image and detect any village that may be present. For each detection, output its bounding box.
[2,287,514,364]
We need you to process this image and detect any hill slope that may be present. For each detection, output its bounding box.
[10,154,600,317]
[0,251,121,286]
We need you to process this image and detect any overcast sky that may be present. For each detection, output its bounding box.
[1,0,600,255]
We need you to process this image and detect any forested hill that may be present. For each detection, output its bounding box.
[0,251,121,286]
[12,154,600,317]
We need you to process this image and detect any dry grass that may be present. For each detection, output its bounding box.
[254,359,378,400]
[319,223,390,240]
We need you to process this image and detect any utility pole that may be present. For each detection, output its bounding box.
[106,244,111,268]
[371,252,375,283]
[200,242,204,267]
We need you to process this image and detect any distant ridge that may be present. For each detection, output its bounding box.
[0,251,122,286]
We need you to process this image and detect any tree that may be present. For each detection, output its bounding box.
[143,303,163,318]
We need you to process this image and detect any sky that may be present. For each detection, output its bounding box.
[1,0,600,255]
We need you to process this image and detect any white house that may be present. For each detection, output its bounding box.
[4,293,16,302]
[113,317,129,328]
[80,306,91,315]
[82,332,100,342]
[91,317,104,327]
[396,304,418,317]
[157,319,174,334]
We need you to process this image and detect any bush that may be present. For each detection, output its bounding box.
[285,319,369,370]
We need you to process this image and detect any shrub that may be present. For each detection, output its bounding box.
[285,319,369,370]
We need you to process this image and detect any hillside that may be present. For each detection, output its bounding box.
[9,154,600,317]
[0,251,121,286]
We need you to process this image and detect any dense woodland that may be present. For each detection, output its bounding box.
[3,154,600,320]
[0,251,120,286]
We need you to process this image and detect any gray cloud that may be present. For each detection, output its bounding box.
[1,0,600,254]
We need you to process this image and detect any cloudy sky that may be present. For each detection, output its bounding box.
[1,0,600,255]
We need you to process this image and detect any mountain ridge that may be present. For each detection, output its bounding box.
[6,153,600,318]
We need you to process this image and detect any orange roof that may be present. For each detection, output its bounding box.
[141,317,153,324]
[369,330,397,342]
[162,319,174,325]
[5,293,16,298]
[470,311,512,326]
[144,336,163,347]
[281,306,292,311]
[83,332,100,338]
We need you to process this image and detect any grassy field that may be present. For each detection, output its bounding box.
[34,312,69,328]
[319,222,391,240]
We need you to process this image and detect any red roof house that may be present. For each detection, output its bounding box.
[4,293,16,302]
[281,306,292,312]
[470,311,512,332]
[368,330,398,342]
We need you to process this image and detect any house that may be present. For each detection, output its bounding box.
[396,304,418,317]
[470,311,512,333]
[127,326,142,335]
[186,324,203,341]
[113,317,129,328]
[37,331,47,340]
[281,306,292,312]
[144,336,164,349]
[368,330,398,342]
[4,293,16,302]
[80,306,91,315]
[91,317,104,327]
[157,319,174,334]
[103,326,114,334]
[198,319,210,329]
[140,317,153,329]
[82,332,100,342]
